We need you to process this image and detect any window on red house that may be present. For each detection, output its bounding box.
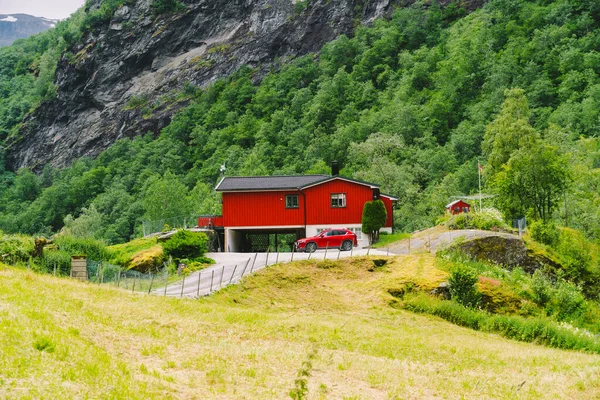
[331,193,346,208]
[286,195,299,208]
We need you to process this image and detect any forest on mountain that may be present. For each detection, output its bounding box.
[0,0,599,244]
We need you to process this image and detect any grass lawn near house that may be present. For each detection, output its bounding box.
[372,232,412,248]
[0,256,599,399]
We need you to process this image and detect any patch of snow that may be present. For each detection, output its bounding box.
[0,16,18,22]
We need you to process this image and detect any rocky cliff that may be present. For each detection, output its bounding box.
[6,0,484,171]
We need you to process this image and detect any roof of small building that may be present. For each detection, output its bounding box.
[446,199,471,208]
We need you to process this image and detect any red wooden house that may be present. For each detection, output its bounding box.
[199,174,397,252]
[446,199,471,215]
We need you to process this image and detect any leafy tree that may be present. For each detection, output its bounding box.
[62,205,104,239]
[142,171,192,221]
[493,142,570,222]
[483,88,539,178]
[361,200,387,244]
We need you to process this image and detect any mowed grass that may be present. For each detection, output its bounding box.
[372,232,411,248]
[1,256,600,399]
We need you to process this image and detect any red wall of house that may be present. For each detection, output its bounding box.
[447,200,471,215]
[381,196,394,227]
[222,191,305,227]
[221,179,394,228]
[304,180,372,226]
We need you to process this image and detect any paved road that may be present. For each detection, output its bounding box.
[152,248,389,298]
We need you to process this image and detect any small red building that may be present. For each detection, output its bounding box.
[201,174,397,252]
[446,199,471,215]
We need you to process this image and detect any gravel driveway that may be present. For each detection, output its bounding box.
[388,229,522,255]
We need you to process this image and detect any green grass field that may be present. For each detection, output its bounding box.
[1,256,599,399]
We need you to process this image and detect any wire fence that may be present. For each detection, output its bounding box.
[141,215,198,237]
[86,259,170,294]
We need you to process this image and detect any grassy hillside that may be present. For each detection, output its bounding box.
[1,256,599,399]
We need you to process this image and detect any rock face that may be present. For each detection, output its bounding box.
[0,14,57,47]
[451,235,560,274]
[6,0,485,171]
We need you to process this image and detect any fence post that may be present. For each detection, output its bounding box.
[147,273,155,295]
[337,247,341,260]
[163,270,169,296]
[408,237,411,254]
[53,262,57,277]
[99,263,104,284]
[117,268,121,287]
[180,274,186,298]
[291,245,295,262]
[210,270,215,293]
[387,245,389,256]
[219,265,225,288]
[196,271,202,297]
[265,247,270,267]
[240,258,251,278]
[132,274,136,293]
[275,250,279,264]
[229,264,238,284]
[250,253,258,273]
[350,244,353,257]
[367,246,371,256]
[324,242,329,260]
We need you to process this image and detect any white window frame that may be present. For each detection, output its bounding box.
[285,194,299,209]
[330,193,346,208]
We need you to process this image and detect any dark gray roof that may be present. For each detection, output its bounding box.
[216,175,330,191]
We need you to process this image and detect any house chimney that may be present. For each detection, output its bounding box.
[372,188,380,200]
[331,160,339,176]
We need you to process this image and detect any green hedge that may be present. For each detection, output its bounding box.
[402,293,600,353]
[445,208,509,231]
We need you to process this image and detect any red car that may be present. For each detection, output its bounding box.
[295,228,358,253]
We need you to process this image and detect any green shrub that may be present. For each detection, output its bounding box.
[151,0,185,16]
[448,266,481,308]
[446,208,508,231]
[294,0,309,15]
[0,232,34,264]
[54,235,110,261]
[555,229,594,282]
[552,281,586,321]
[529,220,560,246]
[530,270,553,307]
[161,230,208,262]
[41,249,72,276]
